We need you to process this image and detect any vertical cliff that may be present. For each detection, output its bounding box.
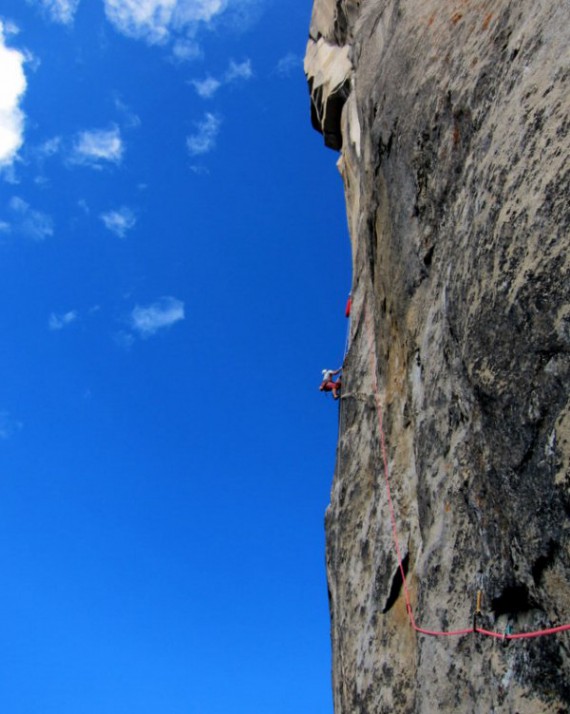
[305,1,570,711]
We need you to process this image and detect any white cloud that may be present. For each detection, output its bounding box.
[30,0,80,24]
[103,1,262,61]
[100,206,137,237]
[189,164,209,175]
[103,0,178,43]
[29,136,61,185]
[171,37,201,62]
[191,76,221,98]
[0,21,27,169]
[190,57,252,99]
[0,411,22,440]
[276,52,300,77]
[174,0,226,23]
[114,96,141,128]
[70,126,123,168]
[9,196,54,240]
[2,21,20,36]
[130,296,185,337]
[104,0,227,44]
[38,136,62,157]
[48,310,78,330]
[224,58,252,82]
[186,112,221,155]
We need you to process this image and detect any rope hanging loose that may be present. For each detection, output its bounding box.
[360,302,570,641]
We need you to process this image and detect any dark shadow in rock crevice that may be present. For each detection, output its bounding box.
[382,553,410,614]
[491,583,535,617]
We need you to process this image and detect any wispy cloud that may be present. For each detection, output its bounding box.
[186,112,221,156]
[224,58,252,81]
[114,96,141,129]
[0,410,22,440]
[37,136,62,158]
[171,37,202,62]
[100,206,137,237]
[0,21,27,169]
[191,76,221,99]
[32,136,62,183]
[190,57,252,98]
[1,20,20,36]
[29,0,80,25]
[9,196,54,240]
[103,0,226,45]
[130,296,185,338]
[189,164,210,176]
[69,126,124,168]
[103,1,260,59]
[276,52,300,77]
[48,310,78,330]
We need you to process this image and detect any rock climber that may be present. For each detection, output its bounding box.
[320,367,342,399]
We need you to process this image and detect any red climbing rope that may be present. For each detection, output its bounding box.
[477,624,570,640]
[362,304,570,641]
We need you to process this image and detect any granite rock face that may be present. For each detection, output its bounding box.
[305,1,570,712]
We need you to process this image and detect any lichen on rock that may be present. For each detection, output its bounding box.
[306,1,570,712]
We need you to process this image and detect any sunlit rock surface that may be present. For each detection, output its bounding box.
[306,1,570,712]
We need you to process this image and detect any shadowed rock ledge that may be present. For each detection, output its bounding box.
[305,1,570,712]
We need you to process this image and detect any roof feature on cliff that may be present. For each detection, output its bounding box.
[304,38,352,150]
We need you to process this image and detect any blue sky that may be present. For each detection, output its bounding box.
[0,1,350,712]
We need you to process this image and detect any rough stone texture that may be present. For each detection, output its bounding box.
[306,1,570,712]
